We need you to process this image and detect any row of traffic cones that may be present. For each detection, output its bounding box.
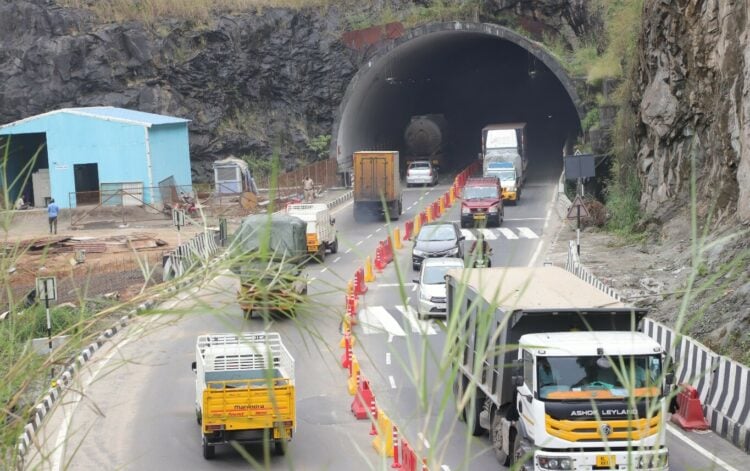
[338,163,477,470]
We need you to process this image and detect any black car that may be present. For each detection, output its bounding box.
[412,222,465,270]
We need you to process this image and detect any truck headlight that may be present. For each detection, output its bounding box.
[537,456,572,470]
[461,206,470,215]
[413,249,425,257]
[488,206,498,213]
[420,289,431,301]
[445,247,459,256]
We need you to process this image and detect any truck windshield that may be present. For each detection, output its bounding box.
[537,355,662,400]
[464,186,498,199]
[491,170,515,181]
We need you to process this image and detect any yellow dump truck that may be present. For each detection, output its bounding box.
[352,150,403,222]
[192,332,295,459]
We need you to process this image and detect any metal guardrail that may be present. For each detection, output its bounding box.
[564,239,750,452]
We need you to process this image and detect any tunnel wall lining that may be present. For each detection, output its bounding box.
[332,21,585,170]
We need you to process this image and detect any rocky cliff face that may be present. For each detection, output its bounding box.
[0,0,593,181]
[635,0,750,224]
[0,1,357,180]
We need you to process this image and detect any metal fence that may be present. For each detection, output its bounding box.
[253,158,340,194]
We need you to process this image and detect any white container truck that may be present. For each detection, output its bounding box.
[192,332,296,459]
[481,123,527,189]
[286,203,338,260]
[446,266,671,471]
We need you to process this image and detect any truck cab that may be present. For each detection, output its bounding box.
[485,161,520,203]
[502,332,670,470]
[460,177,504,228]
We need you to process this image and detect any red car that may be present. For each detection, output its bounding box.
[460,177,504,228]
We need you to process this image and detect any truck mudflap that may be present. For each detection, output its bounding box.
[532,448,668,471]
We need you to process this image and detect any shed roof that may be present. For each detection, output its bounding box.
[0,106,189,130]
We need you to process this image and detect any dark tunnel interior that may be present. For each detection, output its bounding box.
[335,30,581,180]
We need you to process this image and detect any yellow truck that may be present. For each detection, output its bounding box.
[192,332,295,459]
[352,150,403,222]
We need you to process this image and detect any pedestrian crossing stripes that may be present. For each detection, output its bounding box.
[358,305,439,337]
[460,227,538,241]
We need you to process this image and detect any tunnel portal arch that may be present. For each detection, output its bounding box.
[333,21,584,174]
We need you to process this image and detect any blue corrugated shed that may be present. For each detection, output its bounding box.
[0,107,193,209]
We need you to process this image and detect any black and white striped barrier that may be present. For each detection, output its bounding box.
[565,240,750,452]
[326,190,353,210]
[15,298,156,467]
[162,230,220,281]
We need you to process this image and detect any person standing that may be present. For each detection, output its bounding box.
[303,176,314,203]
[47,198,59,234]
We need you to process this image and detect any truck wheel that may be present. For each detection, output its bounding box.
[468,390,486,436]
[511,430,532,471]
[202,436,215,460]
[491,413,510,466]
[330,237,339,254]
[196,409,202,426]
[274,439,286,456]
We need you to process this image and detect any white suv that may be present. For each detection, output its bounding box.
[406,161,438,187]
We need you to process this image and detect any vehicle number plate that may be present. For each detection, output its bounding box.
[596,455,614,467]
[474,214,486,220]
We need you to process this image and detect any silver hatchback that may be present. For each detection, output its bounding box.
[406,161,438,187]
[413,257,465,319]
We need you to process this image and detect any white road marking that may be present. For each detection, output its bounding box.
[528,187,558,267]
[378,283,414,288]
[358,306,406,337]
[52,320,149,469]
[396,305,437,335]
[518,227,539,239]
[366,234,373,239]
[498,228,518,239]
[320,267,328,273]
[386,352,391,365]
[345,248,352,254]
[461,229,476,241]
[666,424,740,471]
[441,466,451,471]
[418,432,431,449]
[333,257,341,263]
[376,227,382,233]
[356,240,363,246]
[310,277,316,282]
[389,375,397,389]
[479,228,497,240]
[411,284,417,292]
[504,217,546,221]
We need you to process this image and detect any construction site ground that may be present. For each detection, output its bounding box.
[2,188,351,308]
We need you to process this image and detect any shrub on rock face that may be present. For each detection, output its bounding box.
[584,198,607,227]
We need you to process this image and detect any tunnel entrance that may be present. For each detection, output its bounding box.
[334,22,582,180]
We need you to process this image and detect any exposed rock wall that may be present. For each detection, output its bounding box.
[0,0,595,181]
[635,0,750,224]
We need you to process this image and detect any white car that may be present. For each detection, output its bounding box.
[406,161,438,187]
[413,257,465,319]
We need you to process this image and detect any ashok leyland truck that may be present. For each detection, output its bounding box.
[447,266,670,471]
[192,332,295,459]
[482,123,527,201]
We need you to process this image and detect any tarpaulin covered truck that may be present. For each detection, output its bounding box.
[231,214,309,318]
[481,123,527,201]
[447,266,670,471]
[192,332,295,459]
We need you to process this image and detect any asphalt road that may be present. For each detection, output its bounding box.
[26,169,746,470]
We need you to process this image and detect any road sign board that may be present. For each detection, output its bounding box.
[36,276,57,302]
[567,196,590,219]
[564,153,595,179]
